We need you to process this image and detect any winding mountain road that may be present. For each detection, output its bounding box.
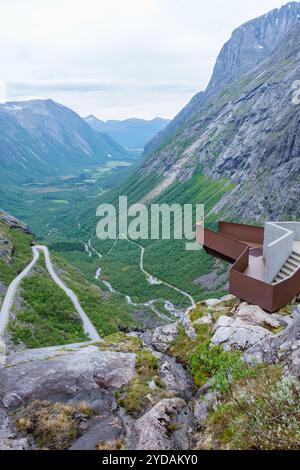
[123,236,196,308]
[0,246,101,342]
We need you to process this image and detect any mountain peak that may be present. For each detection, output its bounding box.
[207,1,300,93]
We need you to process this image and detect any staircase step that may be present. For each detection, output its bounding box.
[291,252,300,261]
[272,275,284,285]
[281,267,294,277]
[289,257,300,265]
[287,259,299,269]
[277,272,288,280]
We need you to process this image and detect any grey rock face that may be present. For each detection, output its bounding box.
[207,2,300,93]
[210,302,283,352]
[0,212,32,235]
[193,391,218,431]
[160,357,195,400]
[130,398,186,450]
[151,323,178,352]
[245,311,300,377]
[235,303,282,329]
[69,415,124,451]
[211,315,274,351]
[140,6,300,221]
[0,346,136,409]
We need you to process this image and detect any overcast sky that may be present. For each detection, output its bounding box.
[0,0,288,120]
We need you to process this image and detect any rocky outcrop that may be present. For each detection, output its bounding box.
[151,323,178,352]
[235,303,282,329]
[207,2,300,94]
[210,302,290,351]
[245,309,300,377]
[139,5,300,221]
[0,345,136,409]
[130,398,186,450]
[211,315,275,351]
[0,211,32,235]
[0,344,137,450]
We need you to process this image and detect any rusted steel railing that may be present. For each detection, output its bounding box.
[196,221,300,313]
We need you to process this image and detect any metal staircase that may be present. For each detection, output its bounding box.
[272,251,300,285]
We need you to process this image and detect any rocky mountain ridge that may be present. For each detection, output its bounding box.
[141,2,300,221]
[84,115,170,150]
[0,99,130,184]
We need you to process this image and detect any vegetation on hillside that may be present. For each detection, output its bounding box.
[170,300,300,450]
[16,400,95,450]
[0,220,34,286]
[8,253,88,348]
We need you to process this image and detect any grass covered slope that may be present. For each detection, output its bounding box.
[8,252,88,348]
[61,171,233,307]
[0,217,34,287]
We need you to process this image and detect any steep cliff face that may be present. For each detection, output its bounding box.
[141,3,300,221]
[145,2,300,158]
[207,1,300,93]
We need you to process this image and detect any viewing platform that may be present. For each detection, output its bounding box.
[196,221,300,313]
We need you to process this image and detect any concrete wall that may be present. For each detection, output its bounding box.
[272,222,300,241]
[263,222,294,283]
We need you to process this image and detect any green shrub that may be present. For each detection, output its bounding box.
[117,350,168,416]
[209,366,300,450]
[16,400,95,450]
[98,332,143,353]
[190,341,258,392]
[9,267,88,348]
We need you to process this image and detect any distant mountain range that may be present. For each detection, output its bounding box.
[0,99,131,184]
[84,115,170,150]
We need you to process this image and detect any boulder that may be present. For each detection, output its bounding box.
[130,398,186,450]
[235,303,282,329]
[211,315,274,351]
[245,314,300,376]
[160,359,195,399]
[151,323,178,352]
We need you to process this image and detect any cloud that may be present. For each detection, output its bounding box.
[0,0,287,119]
[6,79,199,97]
[7,79,123,94]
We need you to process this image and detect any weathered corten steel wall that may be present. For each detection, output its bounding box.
[197,221,300,313]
